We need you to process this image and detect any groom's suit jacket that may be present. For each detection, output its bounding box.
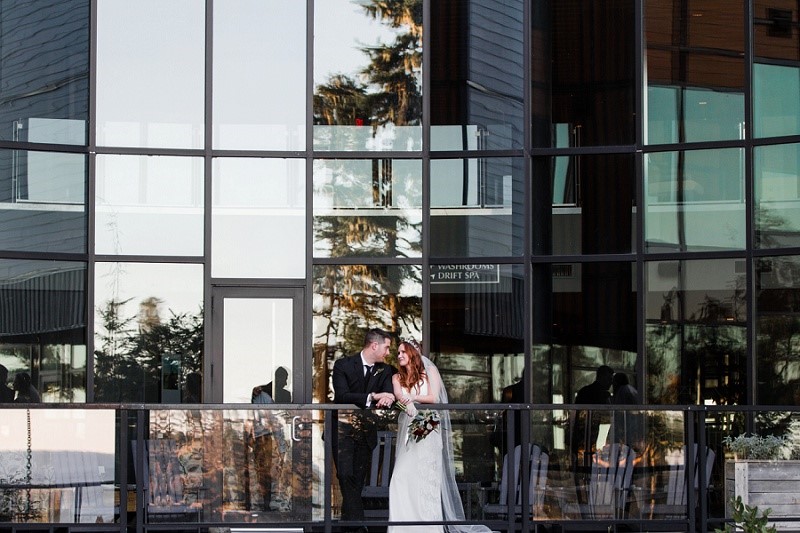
[332,353,396,447]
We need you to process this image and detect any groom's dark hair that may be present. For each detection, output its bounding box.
[363,327,391,347]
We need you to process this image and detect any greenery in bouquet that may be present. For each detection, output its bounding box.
[394,401,440,443]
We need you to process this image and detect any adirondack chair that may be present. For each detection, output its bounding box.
[648,444,715,519]
[482,444,550,519]
[361,430,396,518]
[578,443,636,519]
[133,439,199,522]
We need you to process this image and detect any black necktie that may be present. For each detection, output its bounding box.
[364,365,373,381]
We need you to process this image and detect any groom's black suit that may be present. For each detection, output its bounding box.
[332,353,395,527]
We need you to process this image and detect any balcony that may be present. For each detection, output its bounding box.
[0,404,797,532]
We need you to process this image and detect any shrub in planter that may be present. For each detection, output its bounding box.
[723,433,800,530]
[722,434,791,460]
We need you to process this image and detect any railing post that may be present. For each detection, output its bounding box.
[119,408,128,533]
[135,408,145,533]
[687,407,696,533]
[521,406,531,533]
[324,408,334,533]
[507,405,516,533]
[698,406,708,533]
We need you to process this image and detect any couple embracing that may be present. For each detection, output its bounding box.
[332,328,492,533]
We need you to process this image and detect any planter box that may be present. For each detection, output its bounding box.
[725,460,800,530]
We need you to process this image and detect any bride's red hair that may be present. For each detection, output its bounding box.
[397,339,425,393]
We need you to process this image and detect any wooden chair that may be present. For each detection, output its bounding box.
[361,430,396,518]
[555,443,637,520]
[360,430,484,519]
[649,444,715,519]
[482,444,549,519]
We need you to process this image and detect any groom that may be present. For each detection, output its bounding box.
[332,328,396,532]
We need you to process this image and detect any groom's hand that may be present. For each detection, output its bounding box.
[372,392,395,408]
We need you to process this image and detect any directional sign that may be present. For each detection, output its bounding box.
[430,264,500,284]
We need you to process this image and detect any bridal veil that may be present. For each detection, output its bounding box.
[422,356,494,533]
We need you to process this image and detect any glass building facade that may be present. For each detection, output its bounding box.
[3,0,800,531]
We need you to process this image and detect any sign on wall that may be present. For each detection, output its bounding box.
[430,264,500,284]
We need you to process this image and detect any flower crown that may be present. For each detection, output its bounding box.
[402,337,422,353]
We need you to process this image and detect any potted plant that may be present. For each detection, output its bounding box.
[723,433,800,530]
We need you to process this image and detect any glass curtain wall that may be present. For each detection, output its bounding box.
[0,0,89,403]
[2,0,800,524]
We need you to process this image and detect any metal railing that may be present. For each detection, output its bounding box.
[1,403,799,533]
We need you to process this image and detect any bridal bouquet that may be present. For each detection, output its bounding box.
[393,401,440,443]
[407,410,441,443]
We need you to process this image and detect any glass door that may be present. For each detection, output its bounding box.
[208,286,313,523]
[211,286,305,404]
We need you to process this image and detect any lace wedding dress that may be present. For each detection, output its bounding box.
[387,357,493,533]
[387,378,444,532]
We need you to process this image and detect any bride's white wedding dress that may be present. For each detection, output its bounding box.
[387,356,493,533]
[388,378,444,532]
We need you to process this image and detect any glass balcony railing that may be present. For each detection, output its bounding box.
[1,404,799,532]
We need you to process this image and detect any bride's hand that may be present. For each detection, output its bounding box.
[404,399,417,417]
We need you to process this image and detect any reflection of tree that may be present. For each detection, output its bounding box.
[313,0,422,129]
[313,265,421,402]
[647,274,746,405]
[94,299,203,402]
[757,256,800,405]
[646,324,679,404]
[313,1,424,257]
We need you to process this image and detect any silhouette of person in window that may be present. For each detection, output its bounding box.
[13,372,40,403]
[250,368,291,512]
[492,371,525,451]
[611,372,642,450]
[183,372,202,403]
[252,367,291,404]
[0,365,14,403]
[571,365,614,467]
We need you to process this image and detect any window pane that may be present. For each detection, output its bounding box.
[213,0,305,150]
[93,262,203,403]
[531,0,635,147]
[313,0,422,151]
[313,159,422,258]
[537,154,635,255]
[0,259,86,403]
[755,143,800,248]
[96,0,204,149]
[212,158,305,278]
[431,158,523,257]
[757,255,800,404]
[95,155,204,256]
[754,63,800,138]
[0,410,115,522]
[645,259,746,404]
[429,264,524,405]
[0,149,86,253]
[0,1,88,145]
[430,0,523,150]
[645,148,745,252]
[312,264,422,403]
[753,2,800,139]
[645,0,744,144]
[532,262,637,407]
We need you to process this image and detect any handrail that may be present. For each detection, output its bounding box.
[1,404,799,533]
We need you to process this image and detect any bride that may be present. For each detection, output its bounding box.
[388,338,492,533]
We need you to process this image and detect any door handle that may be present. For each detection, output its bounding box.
[292,415,302,442]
